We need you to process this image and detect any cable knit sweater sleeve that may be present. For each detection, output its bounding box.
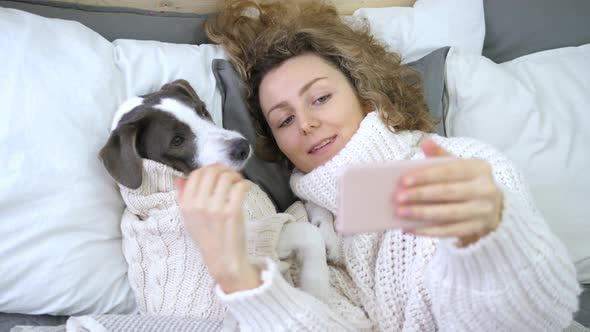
[426,136,581,331]
[216,258,374,332]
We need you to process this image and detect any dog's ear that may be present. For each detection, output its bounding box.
[162,79,201,103]
[162,79,212,120]
[99,124,143,189]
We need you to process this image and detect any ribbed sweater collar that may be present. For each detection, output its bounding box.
[290,112,426,215]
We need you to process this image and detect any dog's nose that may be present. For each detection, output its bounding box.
[229,138,250,161]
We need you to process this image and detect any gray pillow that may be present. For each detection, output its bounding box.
[407,47,450,136]
[0,312,68,330]
[483,0,590,63]
[212,47,449,211]
[213,59,297,212]
[0,0,209,44]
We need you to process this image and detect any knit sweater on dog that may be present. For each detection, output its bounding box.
[118,160,292,319]
[216,111,580,331]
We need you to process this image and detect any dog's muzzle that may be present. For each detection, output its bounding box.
[229,138,250,162]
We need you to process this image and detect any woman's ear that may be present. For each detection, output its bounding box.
[361,100,374,115]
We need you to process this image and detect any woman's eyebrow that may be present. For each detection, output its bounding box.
[298,77,327,96]
[266,77,328,117]
[266,101,288,117]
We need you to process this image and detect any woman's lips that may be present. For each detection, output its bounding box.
[308,135,337,154]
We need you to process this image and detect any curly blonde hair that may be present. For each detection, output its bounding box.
[206,0,435,167]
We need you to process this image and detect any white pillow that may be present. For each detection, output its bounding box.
[0,8,225,315]
[352,0,485,63]
[113,39,226,127]
[445,46,590,283]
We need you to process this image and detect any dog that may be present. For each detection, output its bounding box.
[99,79,333,308]
[100,79,251,189]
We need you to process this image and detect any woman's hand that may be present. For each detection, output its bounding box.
[175,164,261,293]
[394,139,504,246]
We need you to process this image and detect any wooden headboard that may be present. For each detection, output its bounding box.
[57,0,416,15]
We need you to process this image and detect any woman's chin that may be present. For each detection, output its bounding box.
[306,151,338,172]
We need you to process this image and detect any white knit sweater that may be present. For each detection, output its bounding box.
[118,160,293,319]
[216,112,581,331]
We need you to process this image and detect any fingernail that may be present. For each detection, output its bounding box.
[397,192,408,203]
[397,207,411,217]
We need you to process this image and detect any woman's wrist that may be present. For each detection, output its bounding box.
[217,260,262,294]
[458,193,504,247]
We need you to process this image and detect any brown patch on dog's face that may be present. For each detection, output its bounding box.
[135,110,198,174]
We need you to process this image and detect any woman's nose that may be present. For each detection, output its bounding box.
[298,110,320,135]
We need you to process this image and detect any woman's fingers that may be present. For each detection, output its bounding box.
[210,170,243,211]
[396,200,496,224]
[391,144,503,243]
[174,177,187,199]
[400,158,491,187]
[194,164,231,201]
[396,178,497,204]
[178,163,230,202]
[421,138,451,158]
[227,180,250,219]
[180,166,204,205]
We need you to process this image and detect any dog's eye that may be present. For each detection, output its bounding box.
[171,136,184,147]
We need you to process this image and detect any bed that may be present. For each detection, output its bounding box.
[0,0,589,331]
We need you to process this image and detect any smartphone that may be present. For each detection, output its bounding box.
[336,157,455,236]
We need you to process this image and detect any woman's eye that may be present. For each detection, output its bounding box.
[171,136,184,147]
[313,94,331,105]
[279,115,295,128]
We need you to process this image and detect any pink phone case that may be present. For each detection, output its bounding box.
[337,157,455,236]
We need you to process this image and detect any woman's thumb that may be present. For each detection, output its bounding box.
[421,138,451,158]
[174,177,187,198]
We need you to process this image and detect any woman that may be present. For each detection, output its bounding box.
[174,1,580,330]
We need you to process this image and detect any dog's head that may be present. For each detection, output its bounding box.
[99,79,251,189]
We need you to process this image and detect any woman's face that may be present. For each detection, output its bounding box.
[259,54,368,173]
